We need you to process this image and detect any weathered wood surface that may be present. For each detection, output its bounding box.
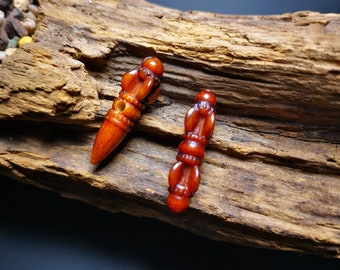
[0,0,340,258]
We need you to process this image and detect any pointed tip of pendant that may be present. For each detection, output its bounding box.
[90,149,103,165]
[90,154,99,165]
[90,158,98,165]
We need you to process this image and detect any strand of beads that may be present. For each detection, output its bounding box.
[0,0,39,63]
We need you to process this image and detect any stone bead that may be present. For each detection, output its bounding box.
[0,0,12,11]
[23,10,37,21]
[7,36,19,48]
[0,50,6,62]
[28,4,39,16]
[0,39,7,51]
[5,47,17,56]
[0,10,4,26]
[13,0,30,12]
[21,17,36,34]
[18,35,32,47]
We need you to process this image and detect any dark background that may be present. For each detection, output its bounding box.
[1,1,339,269]
[148,0,340,14]
[1,177,339,270]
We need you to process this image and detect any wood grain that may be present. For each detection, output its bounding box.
[0,0,339,258]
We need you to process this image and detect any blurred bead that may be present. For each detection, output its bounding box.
[28,4,39,16]
[23,10,36,21]
[6,36,19,48]
[5,47,17,56]
[0,50,6,62]
[21,17,36,34]
[0,23,9,49]
[13,0,30,12]
[0,10,4,25]
[18,35,32,47]
[11,7,25,20]
[4,8,28,38]
[0,0,12,11]
[0,39,7,51]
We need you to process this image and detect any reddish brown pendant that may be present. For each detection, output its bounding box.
[90,57,164,165]
[167,90,216,213]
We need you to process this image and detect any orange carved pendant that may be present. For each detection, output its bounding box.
[90,57,164,165]
[167,90,216,213]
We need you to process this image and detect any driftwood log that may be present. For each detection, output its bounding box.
[0,0,339,258]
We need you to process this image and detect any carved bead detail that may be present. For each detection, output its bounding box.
[167,90,216,213]
[90,57,164,165]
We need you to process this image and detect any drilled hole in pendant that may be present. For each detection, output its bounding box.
[115,99,126,112]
